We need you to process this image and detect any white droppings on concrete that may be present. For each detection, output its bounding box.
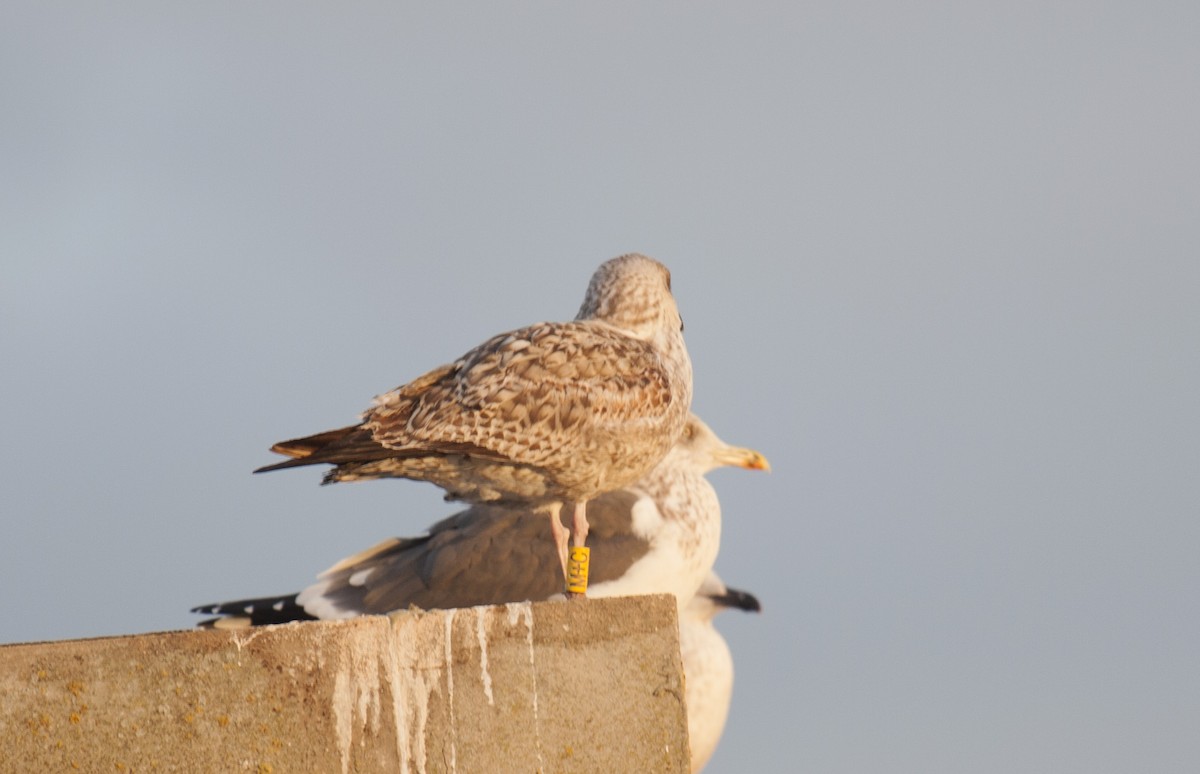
[381,612,453,774]
[332,667,354,774]
[504,601,543,770]
[474,607,494,706]
[443,610,458,773]
[322,617,452,774]
[381,627,413,774]
[229,628,265,653]
[327,623,388,774]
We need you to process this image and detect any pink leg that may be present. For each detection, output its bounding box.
[563,499,592,598]
[571,499,590,548]
[547,502,570,582]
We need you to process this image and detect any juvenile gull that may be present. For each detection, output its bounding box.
[255,254,693,591]
[196,415,767,624]
[680,572,761,773]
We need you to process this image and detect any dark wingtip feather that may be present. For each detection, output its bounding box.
[254,425,404,474]
[253,457,317,474]
[712,585,762,613]
[190,594,316,627]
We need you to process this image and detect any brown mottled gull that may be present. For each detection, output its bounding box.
[255,254,693,592]
[196,414,768,624]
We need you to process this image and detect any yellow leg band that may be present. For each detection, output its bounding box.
[566,546,590,595]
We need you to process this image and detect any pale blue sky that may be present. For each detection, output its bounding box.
[3,3,1198,772]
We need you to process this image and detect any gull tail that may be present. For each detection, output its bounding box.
[254,425,388,473]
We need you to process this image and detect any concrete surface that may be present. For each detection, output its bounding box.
[0,594,688,773]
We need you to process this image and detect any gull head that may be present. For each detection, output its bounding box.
[576,253,684,341]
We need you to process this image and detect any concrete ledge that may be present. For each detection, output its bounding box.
[0,595,689,773]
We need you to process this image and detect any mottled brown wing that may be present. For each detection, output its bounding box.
[365,321,677,467]
[254,362,497,474]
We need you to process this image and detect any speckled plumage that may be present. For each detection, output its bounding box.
[257,254,692,509]
[255,254,695,590]
[196,415,768,623]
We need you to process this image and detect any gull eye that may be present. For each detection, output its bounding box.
[679,315,685,332]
